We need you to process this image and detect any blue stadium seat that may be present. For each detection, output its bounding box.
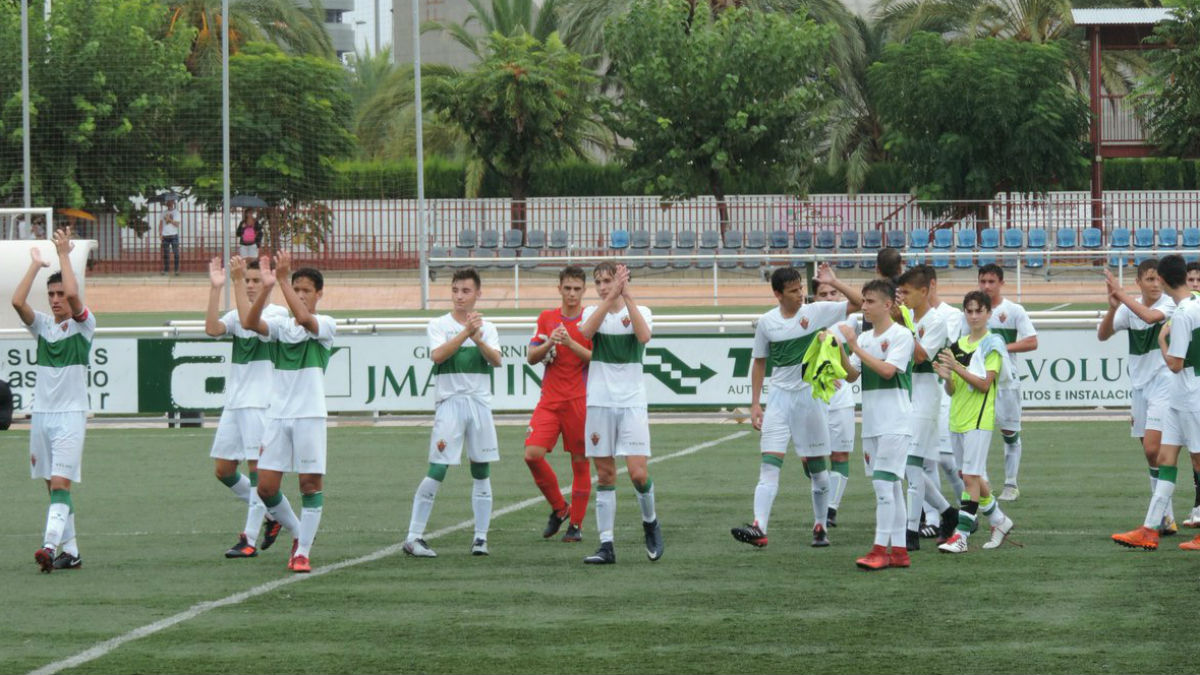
[1183,227,1200,263]
[479,229,500,250]
[548,229,569,250]
[956,229,977,251]
[610,229,630,250]
[1055,229,1077,249]
[814,229,836,250]
[1001,229,1023,268]
[861,230,882,269]
[1024,251,1046,269]
[932,228,954,251]
[653,230,673,249]
[978,228,1000,267]
[628,229,651,268]
[910,228,930,250]
[744,230,767,269]
[722,230,744,250]
[838,230,859,269]
[1109,227,1131,267]
[519,248,540,270]
[769,229,790,251]
[1081,227,1102,249]
[1026,228,1047,250]
[930,251,950,269]
[673,230,697,270]
[649,248,671,270]
[886,230,906,250]
[1133,228,1154,250]
[526,230,546,250]
[793,230,813,251]
[953,229,974,269]
[456,229,477,251]
[699,229,721,250]
[1159,228,1178,248]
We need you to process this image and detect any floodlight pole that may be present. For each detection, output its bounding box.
[21,0,31,213]
[221,0,232,310]
[413,0,429,309]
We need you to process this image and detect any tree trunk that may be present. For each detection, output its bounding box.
[710,170,730,235]
[509,174,529,236]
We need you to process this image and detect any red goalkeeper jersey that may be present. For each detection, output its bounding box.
[530,308,591,403]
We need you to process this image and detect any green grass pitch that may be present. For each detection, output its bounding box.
[1,421,1193,674]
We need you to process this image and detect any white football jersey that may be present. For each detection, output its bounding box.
[583,304,652,408]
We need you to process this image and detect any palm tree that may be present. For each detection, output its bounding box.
[826,16,889,193]
[424,0,559,60]
[166,0,333,74]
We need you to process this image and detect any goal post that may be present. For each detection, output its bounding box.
[0,207,97,331]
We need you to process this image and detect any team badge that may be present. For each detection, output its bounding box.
[621,316,631,327]
[59,322,68,331]
[30,455,36,467]
[526,425,533,435]
[918,327,925,338]
[591,432,601,446]
[436,439,447,452]
[800,317,810,329]
[881,340,890,351]
[998,312,1007,323]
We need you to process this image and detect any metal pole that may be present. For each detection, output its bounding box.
[413,0,429,309]
[221,0,232,310]
[21,0,31,212]
[375,0,381,53]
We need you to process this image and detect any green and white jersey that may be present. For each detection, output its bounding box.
[266,313,336,418]
[24,309,96,413]
[1112,295,1174,390]
[911,308,949,420]
[1167,296,1200,412]
[827,317,858,411]
[428,313,500,405]
[934,301,965,341]
[948,335,1002,433]
[849,321,914,438]
[752,301,849,392]
[583,304,652,408]
[983,298,1035,390]
[218,304,288,410]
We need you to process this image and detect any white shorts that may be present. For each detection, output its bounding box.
[210,408,267,461]
[586,406,651,458]
[30,411,86,483]
[1161,408,1200,452]
[863,434,910,477]
[759,387,830,457]
[953,429,993,476]
[828,406,855,455]
[259,417,327,474]
[429,396,500,465]
[1131,376,1172,438]
[908,415,941,461]
[995,387,1021,432]
[938,395,952,455]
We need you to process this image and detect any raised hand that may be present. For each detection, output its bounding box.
[837,322,856,345]
[229,255,247,281]
[29,246,49,268]
[1103,269,1120,295]
[209,256,226,287]
[815,263,836,285]
[466,311,484,336]
[551,324,570,344]
[274,250,292,281]
[52,227,74,257]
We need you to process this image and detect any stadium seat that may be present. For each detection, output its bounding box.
[860,230,882,269]
[548,229,569,250]
[953,230,975,269]
[717,247,739,269]
[677,229,697,250]
[1183,228,1200,262]
[1025,228,1047,268]
[793,230,813,251]
[479,229,500,250]
[649,247,671,269]
[1024,251,1046,269]
[1159,228,1178,249]
[628,229,651,269]
[837,230,858,269]
[886,230,906,250]
[1133,228,1155,265]
[1081,227,1102,249]
[910,228,930,250]
[653,229,673,249]
[456,229,477,251]
[930,251,950,269]
[519,248,539,270]
[744,230,767,270]
[673,230,697,270]
[610,229,630,250]
[932,228,953,251]
[525,230,546,250]
[1001,228,1023,268]
[1109,227,1131,267]
[769,229,790,251]
[1055,229,1077,249]
[496,229,523,268]
[699,229,721,250]
[814,229,836,251]
[978,228,1000,267]
[429,246,451,274]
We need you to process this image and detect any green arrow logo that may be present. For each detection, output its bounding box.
[642,347,717,394]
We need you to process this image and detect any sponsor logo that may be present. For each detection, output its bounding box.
[591,432,600,446]
[642,347,718,395]
[436,439,446,452]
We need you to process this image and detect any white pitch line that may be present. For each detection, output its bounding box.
[28,430,750,675]
[1046,302,1072,311]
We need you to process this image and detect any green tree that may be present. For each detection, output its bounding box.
[165,0,334,74]
[1133,0,1200,157]
[426,30,602,230]
[605,0,835,230]
[425,0,559,60]
[0,0,192,216]
[184,42,355,250]
[869,33,1089,207]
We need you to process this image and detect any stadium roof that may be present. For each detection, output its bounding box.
[1071,8,1173,26]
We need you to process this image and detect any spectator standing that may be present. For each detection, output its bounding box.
[160,197,181,276]
[236,209,264,259]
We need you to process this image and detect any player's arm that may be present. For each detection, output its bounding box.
[835,328,863,382]
[52,228,84,318]
[11,246,48,326]
[579,294,619,340]
[815,264,863,313]
[749,356,766,431]
[238,256,273,335]
[1115,290,1166,325]
[839,324,899,379]
[274,251,319,334]
[527,316,555,365]
[941,348,997,392]
[431,321,472,364]
[473,319,503,368]
[205,257,228,337]
[1165,314,1191,374]
[1097,292,1120,342]
[934,350,956,396]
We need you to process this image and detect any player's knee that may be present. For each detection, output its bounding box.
[1002,431,1019,443]
[298,474,323,493]
[48,477,71,492]
[524,446,546,463]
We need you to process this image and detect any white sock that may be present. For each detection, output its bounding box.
[810,470,830,527]
[1144,478,1176,529]
[263,492,301,534]
[228,474,253,504]
[923,471,951,513]
[596,487,616,543]
[296,493,323,558]
[61,512,79,556]
[939,453,965,503]
[243,492,268,547]
[1004,435,1022,486]
[635,480,657,524]
[905,463,926,531]
[43,503,70,551]
[829,471,848,510]
[753,462,781,533]
[407,477,441,541]
[472,478,493,540]
[983,499,1007,527]
[891,480,908,548]
[872,479,894,547]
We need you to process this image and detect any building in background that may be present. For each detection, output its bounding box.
[392,0,477,70]
[306,0,357,61]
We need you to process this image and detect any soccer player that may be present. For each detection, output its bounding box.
[927,268,966,506]
[404,268,501,558]
[934,290,1016,554]
[205,256,287,558]
[976,264,1038,501]
[241,252,337,573]
[13,228,92,572]
[813,280,856,528]
[1187,262,1200,292]
[838,279,914,570]
[731,265,863,549]
[525,266,593,542]
[896,267,959,550]
[577,262,659,564]
[1097,261,1177,535]
[876,247,903,283]
[1113,255,1200,551]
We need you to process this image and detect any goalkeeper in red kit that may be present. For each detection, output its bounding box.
[525,265,593,542]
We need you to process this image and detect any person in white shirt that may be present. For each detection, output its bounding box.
[160,197,181,276]
[403,268,502,559]
[927,269,966,516]
[241,251,337,573]
[12,228,94,572]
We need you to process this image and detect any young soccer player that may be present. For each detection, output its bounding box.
[1113,255,1200,551]
[524,266,593,542]
[577,262,659,564]
[13,228,92,572]
[1187,262,1200,292]
[838,279,914,569]
[404,268,502,558]
[813,280,856,528]
[934,290,1016,554]
[205,257,287,558]
[241,252,337,573]
[1097,261,1178,535]
[731,265,863,549]
[927,269,966,509]
[897,267,959,550]
[976,264,1038,501]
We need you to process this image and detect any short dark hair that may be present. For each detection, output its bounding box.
[897,266,932,290]
[771,266,803,294]
[876,247,902,281]
[451,267,481,289]
[920,264,937,282]
[593,261,617,279]
[978,263,1004,281]
[1136,258,1159,279]
[291,267,324,291]
[47,272,63,287]
[246,259,261,271]
[559,265,586,284]
[963,290,992,312]
[1159,255,1187,289]
[862,278,896,303]
[1188,261,1200,274]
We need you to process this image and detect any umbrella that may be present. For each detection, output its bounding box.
[58,208,96,221]
[148,191,183,204]
[229,195,268,209]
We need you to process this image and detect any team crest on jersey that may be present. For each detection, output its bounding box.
[436,439,447,452]
[591,432,601,446]
[881,340,890,351]
[526,425,533,435]
[30,454,36,467]
[621,316,631,327]
[998,312,1007,323]
[800,316,810,329]
[918,327,925,338]
[59,322,68,331]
